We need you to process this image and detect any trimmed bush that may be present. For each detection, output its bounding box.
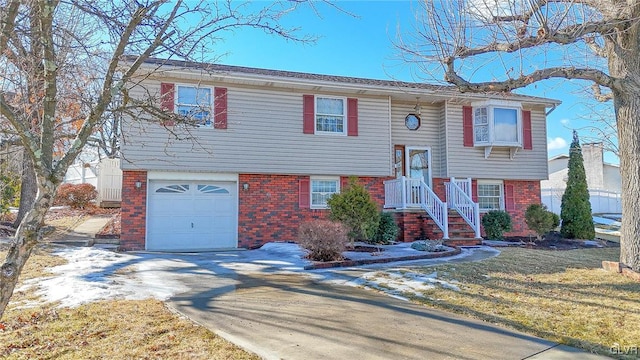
[374,211,399,244]
[481,210,512,240]
[560,131,595,239]
[298,220,348,262]
[327,177,380,243]
[55,183,97,209]
[525,204,556,241]
[551,212,560,229]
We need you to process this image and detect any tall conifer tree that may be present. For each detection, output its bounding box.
[560,131,595,239]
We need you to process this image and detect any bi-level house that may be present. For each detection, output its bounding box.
[119,58,560,251]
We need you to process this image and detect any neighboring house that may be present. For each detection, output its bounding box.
[541,143,621,214]
[119,58,559,251]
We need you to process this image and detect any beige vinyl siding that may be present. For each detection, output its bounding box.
[439,103,448,177]
[121,80,392,176]
[445,103,548,180]
[390,102,446,178]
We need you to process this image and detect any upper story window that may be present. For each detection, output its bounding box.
[316,97,346,134]
[303,95,357,136]
[176,85,212,126]
[160,83,227,129]
[472,100,522,147]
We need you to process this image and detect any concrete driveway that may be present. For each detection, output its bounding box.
[162,247,610,360]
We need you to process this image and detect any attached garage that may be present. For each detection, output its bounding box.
[146,180,238,251]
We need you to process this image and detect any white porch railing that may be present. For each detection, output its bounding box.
[445,177,481,238]
[384,176,449,239]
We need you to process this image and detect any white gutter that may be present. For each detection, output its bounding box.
[137,63,561,108]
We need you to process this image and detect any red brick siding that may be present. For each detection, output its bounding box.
[501,180,540,238]
[395,178,540,241]
[391,211,440,242]
[119,172,540,250]
[238,174,389,248]
[120,171,147,251]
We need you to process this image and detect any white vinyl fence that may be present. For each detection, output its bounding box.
[542,188,622,215]
[97,158,122,204]
[64,162,98,187]
[63,158,122,206]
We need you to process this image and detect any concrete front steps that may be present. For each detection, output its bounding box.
[50,215,119,249]
[391,209,482,246]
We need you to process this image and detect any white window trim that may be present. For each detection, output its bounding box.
[471,100,522,148]
[477,180,504,212]
[175,83,214,128]
[315,96,347,136]
[310,176,341,209]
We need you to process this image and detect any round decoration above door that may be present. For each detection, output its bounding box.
[405,113,421,130]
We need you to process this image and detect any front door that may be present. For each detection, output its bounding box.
[405,146,432,187]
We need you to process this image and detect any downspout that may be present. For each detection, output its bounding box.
[388,95,393,176]
[546,104,557,116]
[444,100,449,178]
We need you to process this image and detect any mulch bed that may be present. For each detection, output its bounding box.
[345,245,386,253]
[304,247,461,270]
[501,232,619,250]
[96,212,121,238]
[46,206,120,220]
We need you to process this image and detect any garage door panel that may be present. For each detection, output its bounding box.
[147,180,238,251]
[151,196,193,212]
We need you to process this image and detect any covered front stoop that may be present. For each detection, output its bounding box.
[390,209,482,246]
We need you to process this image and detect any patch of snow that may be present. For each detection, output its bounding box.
[21,247,194,308]
[582,240,604,248]
[20,242,494,309]
[593,216,621,227]
[329,269,461,299]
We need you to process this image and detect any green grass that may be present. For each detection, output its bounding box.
[406,247,639,359]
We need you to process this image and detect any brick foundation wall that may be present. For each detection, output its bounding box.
[502,180,541,238]
[118,171,540,250]
[238,174,388,248]
[120,170,147,251]
[392,178,541,241]
[391,211,440,242]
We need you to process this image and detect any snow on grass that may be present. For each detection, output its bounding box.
[20,243,310,308]
[21,247,191,308]
[20,242,487,309]
[593,216,621,228]
[343,270,460,300]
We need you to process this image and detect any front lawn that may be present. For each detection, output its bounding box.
[0,244,258,359]
[407,247,638,359]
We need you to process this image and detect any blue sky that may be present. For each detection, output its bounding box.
[212,1,618,164]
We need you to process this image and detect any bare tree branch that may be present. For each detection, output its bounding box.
[444,61,614,91]
[591,83,614,101]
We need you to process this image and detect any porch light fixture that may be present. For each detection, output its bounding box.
[243,183,249,191]
[135,181,142,189]
[414,97,421,115]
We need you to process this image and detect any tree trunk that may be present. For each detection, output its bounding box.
[0,181,54,318]
[614,90,640,271]
[13,152,37,227]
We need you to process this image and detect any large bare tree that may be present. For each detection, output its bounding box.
[0,0,328,319]
[401,0,639,271]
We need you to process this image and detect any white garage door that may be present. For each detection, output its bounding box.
[147,181,237,251]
